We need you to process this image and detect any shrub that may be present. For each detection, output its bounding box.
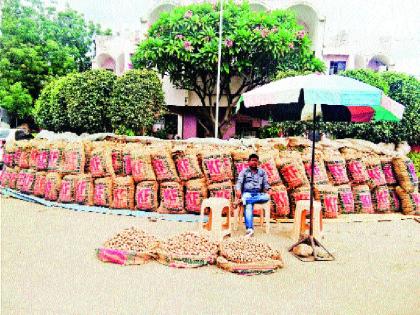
[109,69,165,135]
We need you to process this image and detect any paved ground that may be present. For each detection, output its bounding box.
[1,196,420,315]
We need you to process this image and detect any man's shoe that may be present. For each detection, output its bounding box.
[245,229,254,237]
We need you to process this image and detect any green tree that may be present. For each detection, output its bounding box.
[132,1,324,137]
[0,0,111,124]
[109,69,165,135]
[65,70,116,134]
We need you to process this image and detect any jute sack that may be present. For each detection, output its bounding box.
[16,169,27,192]
[371,185,391,213]
[388,186,401,212]
[392,157,419,193]
[130,147,156,182]
[337,184,355,214]
[4,167,19,189]
[45,172,62,201]
[111,144,124,175]
[61,142,85,174]
[258,152,282,186]
[151,150,179,182]
[208,181,234,204]
[36,142,50,171]
[232,149,252,180]
[94,177,113,207]
[3,141,16,167]
[380,156,397,185]
[20,169,36,194]
[185,178,208,214]
[301,150,329,185]
[352,184,374,214]
[0,168,10,187]
[395,186,420,215]
[13,141,23,167]
[270,184,290,217]
[58,175,78,203]
[363,154,387,189]
[342,149,369,184]
[47,141,66,172]
[314,185,339,218]
[89,144,115,178]
[201,151,233,184]
[33,172,47,197]
[158,181,185,213]
[173,149,203,182]
[278,151,309,189]
[216,256,284,275]
[75,174,94,206]
[28,141,39,170]
[111,176,135,210]
[135,181,158,211]
[17,140,30,169]
[324,151,349,185]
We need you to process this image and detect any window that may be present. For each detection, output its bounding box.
[329,61,347,74]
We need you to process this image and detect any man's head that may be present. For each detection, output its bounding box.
[248,153,259,169]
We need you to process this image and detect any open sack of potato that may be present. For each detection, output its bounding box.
[217,237,284,275]
[156,231,219,268]
[97,227,160,265]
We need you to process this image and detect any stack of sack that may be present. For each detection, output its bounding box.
[1,135,419,218]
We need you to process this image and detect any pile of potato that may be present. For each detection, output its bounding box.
[220,237,281,263]
[103,227,159,252]
[160,231,219,257]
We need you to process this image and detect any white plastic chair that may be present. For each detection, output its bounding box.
[199,197,231,240]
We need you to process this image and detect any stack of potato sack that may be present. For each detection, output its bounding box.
[301,148,340,219]
[173,145,206,214]
[202,147,234,214]
[393,157,419,215]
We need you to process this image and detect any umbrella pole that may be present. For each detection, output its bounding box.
[289,104,335,262]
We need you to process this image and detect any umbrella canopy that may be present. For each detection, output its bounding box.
[237,74,405,122]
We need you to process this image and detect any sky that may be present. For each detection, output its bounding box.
[53,0,145,31]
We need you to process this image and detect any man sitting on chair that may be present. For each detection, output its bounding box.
[235,154,271,237]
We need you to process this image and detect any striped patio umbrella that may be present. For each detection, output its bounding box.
[236,73,406,262]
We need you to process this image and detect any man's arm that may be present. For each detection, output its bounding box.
[235,169,245,198]
[262,170,271,193]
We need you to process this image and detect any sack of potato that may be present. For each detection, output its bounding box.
[47,141,66,172]
[314,185,339,218]
[342,149,369,184]
[89,144,115,178]
[352,184,374,214]
[388,186,401,212]
[217,237,283,275]
[3,142,16,167]
[33,172,47,197]
[380,157,397,185]
[151,150,179,182]
[185,178,208,214]
[97,227,160,265]
[278,151,308,189]
[44,172,62,201]
[20,169,36,194]
[363,154,387,189]
[270,184,290,217]
[135,181,158,211]
[58,175,78,203]
[156,231,219,268]
[201,151,233,184]
[396,186,420,215]
[324,151,349,185]
[61,142,85,174]
[75,174,94,206]
[111,176,135,210]
[301,150,329,185]
[337,184,355,214]
[371,185,391,213]
[392,157,419,193]
[94,177,113,207]
[173,149,203,182]
[157,181,184,213]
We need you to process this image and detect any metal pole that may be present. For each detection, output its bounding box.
[214,0,224,138]
[309,104,317,236]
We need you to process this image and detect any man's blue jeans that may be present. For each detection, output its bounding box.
[242,192,270,230]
